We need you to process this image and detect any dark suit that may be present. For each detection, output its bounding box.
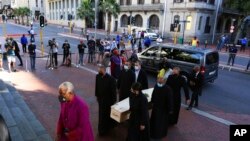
[189,71,203,107]
[136,69,148,90]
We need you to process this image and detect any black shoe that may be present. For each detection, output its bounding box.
[18,64,23,66]
[186,107,192,110]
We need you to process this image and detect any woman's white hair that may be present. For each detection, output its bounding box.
[59,81,74,94]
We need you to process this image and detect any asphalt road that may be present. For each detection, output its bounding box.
[1,22,250,117]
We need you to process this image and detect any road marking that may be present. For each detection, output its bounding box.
[181,104,235,126]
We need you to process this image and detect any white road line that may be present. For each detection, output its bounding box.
[181,104,235,126]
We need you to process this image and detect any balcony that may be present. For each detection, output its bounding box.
[170,1,216,11]
[120,4,164,12]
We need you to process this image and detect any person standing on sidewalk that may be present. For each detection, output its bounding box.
[52,38,59,68]
[166,67,190,125]
[62,40,71,65]
[28,42,36,71]
[87,36,96,63]
[20,34,28,53]
[11,38,23,66]
[227,44,238,66]
[95,64,117,136]
[246,58,250,71]
[56,82,94,141]
[5,38,17,72]
[0,44,4,71]
[240,37,248,52]
[186,66,203,110]
[78,40,87,66]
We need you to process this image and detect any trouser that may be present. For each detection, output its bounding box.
[78,53,84,65]
[227,53,236,66]
[30,55,36,70]
[52,53,58,67]
[62,52,69,64]
[246,59,250,70]
[22,44,27,53]
[240,44,246,52]
[189,91,199,107]
[88,52,94,63]
[16,52,23,65]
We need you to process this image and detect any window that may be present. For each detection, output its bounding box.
[76,0,79,8]
[62,0,65,8]
[204,16,211,33]
[142,47,160,57]
[186,16,192,30]
[41,0,43,7]
[198,16,202,30]
[138,0,144,4]
[120,0,124,5]
[134,15,143,27]
[172,49,203,64]
[120,15,128,27]
[126,0,131,5]
[149,15,160,29]
[160,47,172,58]
[71,0,74,8]
[152,0,160,4]
[55,1,58,9]
[36,0,38,7]
[206,52,219,65]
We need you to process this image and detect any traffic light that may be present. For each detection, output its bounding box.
[40,16,45,27]
[131,17,135,24]
[174,19,179,28]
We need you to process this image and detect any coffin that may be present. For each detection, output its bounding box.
[110,88,154,123]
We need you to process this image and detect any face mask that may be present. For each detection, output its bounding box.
[58,95,67,103]
[157,83,164,87]
[135,66,140,71]
[124,65,129,70]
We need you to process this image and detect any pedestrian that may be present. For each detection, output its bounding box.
[87,36,96,63]
[117,61,135,101]
[191,36,199,47]
[186,66,203,110]
[240,37,248,52]
[204,40,208,48]
[138,40,142,53]
[52,38,59,68]
[116,34,121,49]
[97,39,105,63]
[102,52,111,74]
[227,44,238,66]
[166,67,190,125]
[11,38,23,66]
[95,64,117,136]
[158,58,173,82]
[28,42,36,71]
[120,38,126,51]
[156,36,163,45]
[5,38,17,72]
[144,37,151,48]
[134,60,148,90]
[110,49,122,79]
[131,37,136,51]
[20,34,28,53]
[150,75,173,140]
[216,35,225,51]
[246,58,250,71]
[78,40,87,66]
[86,29,89,41]
[120,50,127,66]
[111,38,117,52]
[56,82,94,141]
[140,31,145,39]
[127,82,150,141]
[29,27,35,42]
[62,40,71,65]
[0,44,4,71]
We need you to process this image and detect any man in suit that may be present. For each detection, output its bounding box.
[134,60,148,90]
[186,66,203,110]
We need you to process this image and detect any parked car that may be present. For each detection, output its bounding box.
[137,43,219,83]
[131,27,158,40]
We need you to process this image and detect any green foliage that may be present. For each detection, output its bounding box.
[77,0,94,23]
[99,0,120,18]
[225,0,250,15]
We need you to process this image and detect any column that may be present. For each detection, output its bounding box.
[73,0,76,19]
[65,0,68,20]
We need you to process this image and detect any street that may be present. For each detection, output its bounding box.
[0,21,250,140]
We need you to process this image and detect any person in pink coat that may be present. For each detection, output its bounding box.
[56,82,94,141]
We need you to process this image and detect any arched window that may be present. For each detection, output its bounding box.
[186,16,192,30]
[134,15,143,27]
[138,0,144,4]
[149,15,159,29]
[120,14,128,27]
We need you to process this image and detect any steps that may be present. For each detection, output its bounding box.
[0,79,52,141]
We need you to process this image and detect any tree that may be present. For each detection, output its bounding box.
[99,0,120,33]
[22,7,31,26]
[77,0,95,29]
[13,8,21,24]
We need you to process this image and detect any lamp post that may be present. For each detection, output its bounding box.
[161,0,167,38]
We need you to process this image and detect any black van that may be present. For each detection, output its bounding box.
[137,44,219,83]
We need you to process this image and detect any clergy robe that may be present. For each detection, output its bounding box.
[117,69,135,101]
[57,95,94,141]
[110,55,121,79]
[127,92,150,141]
[95,73,117,135]
[136,69,149,90]
[166,74,190,125]
[150,84,173,139]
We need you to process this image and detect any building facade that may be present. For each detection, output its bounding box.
[11,0,45,19]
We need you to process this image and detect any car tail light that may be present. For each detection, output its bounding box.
[200,65,205,74]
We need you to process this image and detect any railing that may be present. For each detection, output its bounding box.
[120,4,164,12]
